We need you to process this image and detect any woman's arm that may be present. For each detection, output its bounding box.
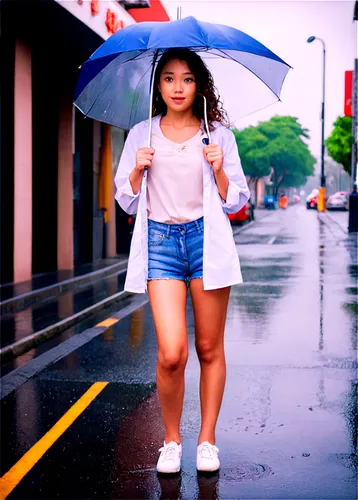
[213,168,229,202]
[218,129,251,214]
[204,143,229,201]
[204,136,249,208]
[129,147,155,195]
[114,128,139,214]
[115,126,155,214]
[129,168,145,196]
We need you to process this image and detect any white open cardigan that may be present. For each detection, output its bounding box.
[115,115,250,293]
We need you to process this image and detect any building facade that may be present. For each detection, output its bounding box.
[0,0,169,285]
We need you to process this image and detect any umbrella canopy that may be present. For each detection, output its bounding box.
[74,16,291,131]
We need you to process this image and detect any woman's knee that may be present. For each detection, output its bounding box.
[195,340,223,364]
[158,348,188,373]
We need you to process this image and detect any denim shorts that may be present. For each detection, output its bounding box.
[147,217,204,286]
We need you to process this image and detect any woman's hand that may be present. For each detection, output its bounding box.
[136,147,155,171]
[204,144,224,173]
[130,147,155,195]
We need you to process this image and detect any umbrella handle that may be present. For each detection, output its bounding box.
[201,94,211,144]
[147,49,160,149]
[145,50,160,171]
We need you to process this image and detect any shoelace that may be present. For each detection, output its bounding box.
[199,443,219,460]
[158,444,178,461]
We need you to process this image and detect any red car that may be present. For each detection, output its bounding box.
[228,202,253,223]
[306,189,319,210]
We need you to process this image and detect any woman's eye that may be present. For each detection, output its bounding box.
[185,78,194,82]
[164,77,173,82]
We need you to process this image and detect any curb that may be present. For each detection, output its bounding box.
[0,289,133,362]
[232,209,276,236]
[232,220,255,236]
[0,294,149,400]
[317,211,349,235]
[0,259,128,314]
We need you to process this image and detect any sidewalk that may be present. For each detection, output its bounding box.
[0,257,129,366]
[0,256,128,304]
[318,209,349,234]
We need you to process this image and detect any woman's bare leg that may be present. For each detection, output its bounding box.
[189,279,230,445]
[148,279,188,444]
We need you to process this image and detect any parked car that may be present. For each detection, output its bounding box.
[228,200,254,224]
[306,189,319,209]
[326,191,349,211]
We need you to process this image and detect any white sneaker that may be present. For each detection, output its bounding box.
[157,441,182,473]
[196,441,220,472]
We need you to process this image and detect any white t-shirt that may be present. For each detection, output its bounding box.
[146,122,204,224]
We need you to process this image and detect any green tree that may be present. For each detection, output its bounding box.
[233,127,271,193]
[325,116,353,175]
[234,116,315,198]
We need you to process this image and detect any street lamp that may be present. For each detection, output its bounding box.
[307,35,326,211]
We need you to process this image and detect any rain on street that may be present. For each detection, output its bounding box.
[1,205,357,499]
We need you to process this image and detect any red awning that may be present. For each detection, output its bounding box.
[127,0,170,22]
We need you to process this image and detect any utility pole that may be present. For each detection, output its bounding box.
[307,36,326,211]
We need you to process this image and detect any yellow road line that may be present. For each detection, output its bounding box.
[0,382,108,499]
[96,318,119,328]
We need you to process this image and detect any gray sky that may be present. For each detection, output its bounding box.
[162,0,357,162]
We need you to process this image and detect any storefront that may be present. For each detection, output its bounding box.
[0,0,169,284]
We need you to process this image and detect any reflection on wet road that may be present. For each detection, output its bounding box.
[1,205,357,499]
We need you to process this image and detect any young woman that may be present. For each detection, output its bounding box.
[115,48,250,474]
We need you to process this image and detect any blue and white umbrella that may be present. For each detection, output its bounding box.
[74,16,291,142]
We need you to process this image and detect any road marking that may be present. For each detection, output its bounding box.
[96,318,119,328]
[1,294,149,400]
[0,382,108,499]
[267,236,276,245]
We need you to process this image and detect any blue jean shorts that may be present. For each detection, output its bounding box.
[147,217,204,286]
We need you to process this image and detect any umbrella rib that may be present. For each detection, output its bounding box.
[232,98,282,124]
[83,52,150,121]
[128,61,153,129]
[215,48,285,99]
[76,50,143,100]
[193,18,210,48]
[84,62,122,119]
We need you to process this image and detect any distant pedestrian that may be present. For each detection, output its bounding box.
[115,48,250,474]
[279,194,288,209]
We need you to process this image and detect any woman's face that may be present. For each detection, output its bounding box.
[157,58,197,113]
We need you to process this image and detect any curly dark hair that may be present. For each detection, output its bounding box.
[152,49,229,130]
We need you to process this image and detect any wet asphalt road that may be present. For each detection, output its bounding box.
[1,205,357,499]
